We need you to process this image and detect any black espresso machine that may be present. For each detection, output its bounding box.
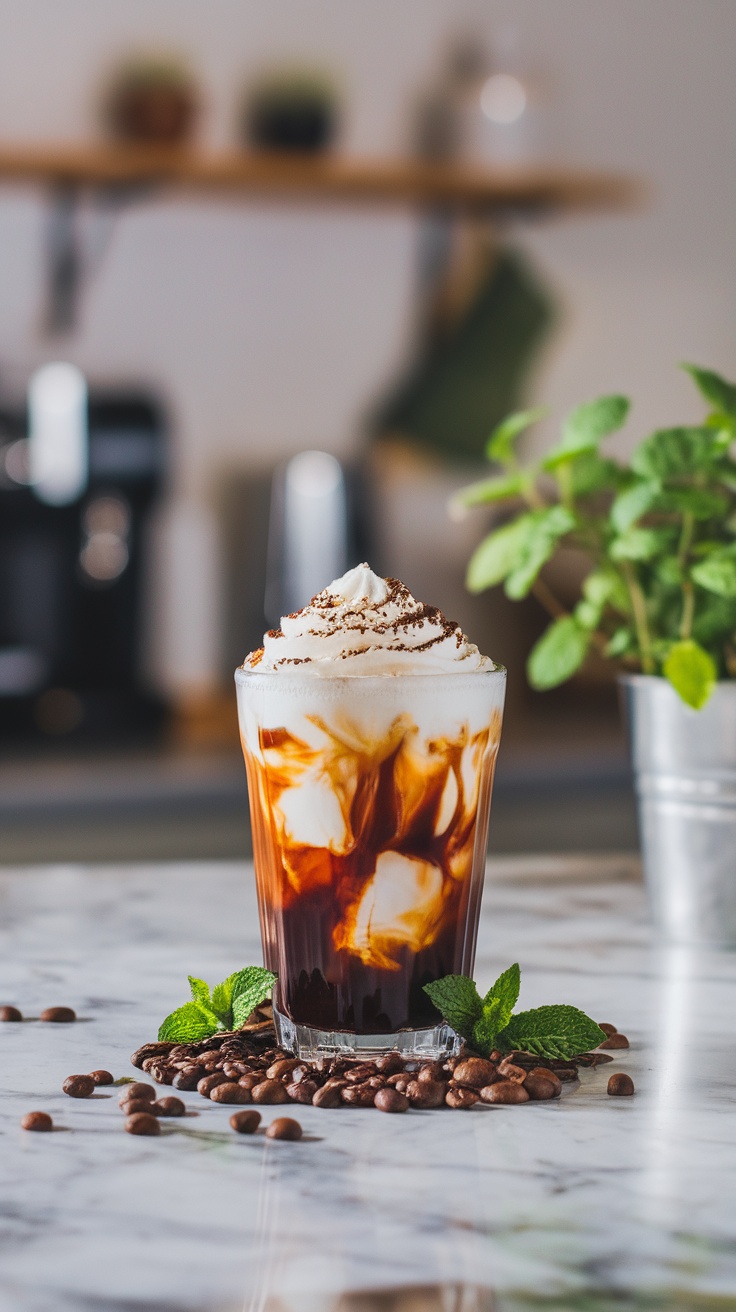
[0,368,166,744]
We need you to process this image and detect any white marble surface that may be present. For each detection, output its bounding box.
[1,858,735,1312]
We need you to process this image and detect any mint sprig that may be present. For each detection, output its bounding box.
[158,965,276,1042]
[424,964,605,1062]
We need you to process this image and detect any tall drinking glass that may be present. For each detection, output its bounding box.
[235,666,505,1059]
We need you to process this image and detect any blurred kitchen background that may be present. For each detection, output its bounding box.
[0,0,734,863]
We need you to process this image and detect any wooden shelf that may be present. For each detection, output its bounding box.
[0,143,639,215]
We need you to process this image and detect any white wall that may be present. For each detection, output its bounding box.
[0,0,733,691]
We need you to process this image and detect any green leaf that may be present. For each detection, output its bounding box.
[497,1005,606,1061]
[609,528,664,561]
[663,640,717,709]
[188,976,211,1007]
[631,427,722,480]
[211,971,240,1024]
[466,515,536,593]
[451,471,524,512]
[158,1000,219,1043]
[693,594,736,645]
[691,554,736,598]
[527,617,590,691]
[575,569,630,630]
[231,966,277,1029]
[656,487,728,520]
[423,974,482,1042]
[485,407,546,465]
[504,505,576,600]
[472,998,504,1056]
[682,363,736,421]
[544,394,629,467]
[569,454,621,498]
[483,962,520,1031]
[605,626,634,657]
[610,480,659,532]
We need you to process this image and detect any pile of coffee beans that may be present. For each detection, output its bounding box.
[131,1025,632,1112]
[1,1004,77,1023]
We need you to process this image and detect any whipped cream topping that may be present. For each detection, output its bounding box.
[244,563,494,675]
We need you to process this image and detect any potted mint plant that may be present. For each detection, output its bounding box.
[455,363,736,947]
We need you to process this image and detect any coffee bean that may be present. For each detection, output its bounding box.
[374,1087,409,1113]
[312,1082,344,1108]
[406,1079,446,1109]
[444,1056,461,1072]
[598,1023,618,1037]
[599,1033,629,1050]
[121,1098,158,1116]
[417,1062,448,1083]
[445,1087,479,1109]
[607,1073,635,1097]
[526,1067,562,1097]
[366,1075,386,1090]
[223,1062,249,1079]
[0,1006,22,1022]
[556,1068,579,1082]
[523,1072,557,1101]
[40,1007,76,1023]
[21,1111,53,1131]
[148,1062,174,1085]
[238,1072,268,1091]
[265,1117,302,1140]
[344,1064,376,1084]
[374,1053,403,1075]
[286,1080,318,1104]
[118,1083,155,1107]
[386,1075,409,1092]
[195,1073,226,1097]
[62,1075,95,1099]
[453,1058,497,1089]
[88,1070,114,1086]
[496,1060,527,1084]
[125,1112,161,1136]
[251,1079,291,1105]
[341,1082,377,1107]
[210,1082,251,1105]
[288,1064,313,1085]
[230,1109,261,1134]
[266,1058,299,1081]
[131,1042,176,1069]
[480,1080,529,1105]
[155,1097,186,1117]
[173,1067,205,1091]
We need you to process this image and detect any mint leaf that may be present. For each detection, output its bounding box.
[631,426,720,480]
[483,962,520,1031]
[497,1005,606,1061]
[485,407,546,465]
[423,975,482,1042]
[231,966,277,1029]
[663,639,717,710]
[451,471,524,512]
[605,626,634,658]
[188,976,211,1007]
[472,997,504,1056]
[610,480,659,533]
[211,971,239,1024]
[158,1001,219,1043]
[682,363,736,421]
[504,506,576,600]
[691,553,736,598]
[527,616,590,691]
[609,527,666,561]
[544,395,629,466]
[466,515,537,593]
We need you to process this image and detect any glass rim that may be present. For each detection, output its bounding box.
[234,662,506,685]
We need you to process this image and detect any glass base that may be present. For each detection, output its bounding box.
[273,1005,460,1062]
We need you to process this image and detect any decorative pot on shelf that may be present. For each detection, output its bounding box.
[624,676,736,948]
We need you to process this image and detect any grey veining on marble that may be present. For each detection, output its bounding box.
[1,857,736,1312]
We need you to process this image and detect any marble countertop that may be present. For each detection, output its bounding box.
[1,856,735,1312]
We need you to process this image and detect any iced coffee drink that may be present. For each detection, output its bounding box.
[235,564,505,1058]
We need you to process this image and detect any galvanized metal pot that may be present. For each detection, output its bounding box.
[624,675,736,947]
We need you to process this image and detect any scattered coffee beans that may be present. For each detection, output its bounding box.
[445,1087,479,1109]
[121,1098,159,1116]
[0,1006,22,1022]
[480,1081,529,1105]
[265,1117,302,1140]
[155,1097,186,1117]
[599,1033,630,1050]
[88,1070,114,1086]
[230,1109,261,1134]
[453,1058,497,1089]
[21,1111,53,1131]
[598,1023,618,1037]
[40,1006,76,1023]
[607,1073,635,1097]
[63,1075,95,1099]
[522,1072,557,1101]
[374,1087,409,1113]
[119,1083,155,1107]
[125,1111,161,1136]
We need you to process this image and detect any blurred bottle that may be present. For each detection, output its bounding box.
[414,28,546,166]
